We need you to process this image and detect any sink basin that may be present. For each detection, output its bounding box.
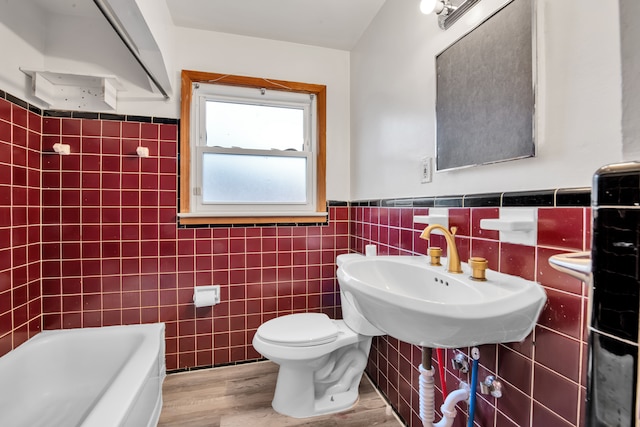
[337,256,547,348]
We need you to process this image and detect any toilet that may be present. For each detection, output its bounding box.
[252,253,384,418]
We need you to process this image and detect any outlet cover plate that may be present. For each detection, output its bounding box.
[421,157,433,183]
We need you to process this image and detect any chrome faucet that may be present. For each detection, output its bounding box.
[419,224,462,274]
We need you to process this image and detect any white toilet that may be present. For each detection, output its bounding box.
[252,254,384,418]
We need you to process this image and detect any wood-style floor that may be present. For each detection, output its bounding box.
[158,361,404,427]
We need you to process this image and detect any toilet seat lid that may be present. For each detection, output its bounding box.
[257,313,339,347]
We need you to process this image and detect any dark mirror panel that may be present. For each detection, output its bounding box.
[436,0,534,171]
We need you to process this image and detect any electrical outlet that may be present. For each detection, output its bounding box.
[420,157,432,183]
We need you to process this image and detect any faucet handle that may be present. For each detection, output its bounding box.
[469,257,488,281]
[428,247,442,266]
[450,226,458,236]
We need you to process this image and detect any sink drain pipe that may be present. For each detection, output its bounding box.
[420,347,470,427]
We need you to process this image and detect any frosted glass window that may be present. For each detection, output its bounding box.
[185,76,325,221]
[205,101,305,151]
[202,153,307,203]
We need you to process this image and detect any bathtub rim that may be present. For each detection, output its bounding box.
[0,323,166,427]
[79,323,166,426]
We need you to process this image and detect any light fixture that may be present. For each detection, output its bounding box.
[420,0,481,30]
[93,0,171,99]
[420,0,455,16]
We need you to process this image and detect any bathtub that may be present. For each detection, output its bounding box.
[0,323,166,427]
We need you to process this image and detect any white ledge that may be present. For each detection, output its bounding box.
[413,215,448,225]
[414,208,449,225]
[480,208,537,245]
[413,208,449,234]
[177,212,328,218]
[479,218,535,232]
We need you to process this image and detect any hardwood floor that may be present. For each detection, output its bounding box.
[158,361,404,427]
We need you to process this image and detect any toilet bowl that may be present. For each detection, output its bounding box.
[252,253,384,418]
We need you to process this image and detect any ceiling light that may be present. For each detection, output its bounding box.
[420,0,455,16]
[420,0,481,30]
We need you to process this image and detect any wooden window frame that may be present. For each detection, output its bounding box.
[179,70,327,225]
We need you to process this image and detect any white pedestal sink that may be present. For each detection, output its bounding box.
[337,255,547,348]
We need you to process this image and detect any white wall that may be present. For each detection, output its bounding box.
[0,1,46,105]
[620,0,640,159]
[350,0,623,200]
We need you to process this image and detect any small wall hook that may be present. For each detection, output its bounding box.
[136,146,149,157]
[52,143,71,155]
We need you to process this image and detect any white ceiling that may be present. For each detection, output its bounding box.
[165,0,386,50]
[33,0,387,51]
[32,0,97,16]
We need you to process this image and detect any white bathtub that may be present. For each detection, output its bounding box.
[0,323,166,427]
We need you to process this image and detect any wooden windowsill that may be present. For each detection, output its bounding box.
[178,212,328,225]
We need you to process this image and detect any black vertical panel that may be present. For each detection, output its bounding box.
[587,332,637,427]
[590,162,640,427]
[593,161,640,206]
[591,208,640,342]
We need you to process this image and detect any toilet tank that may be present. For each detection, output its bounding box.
[336,254,385,337]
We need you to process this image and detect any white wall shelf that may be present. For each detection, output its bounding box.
[480,219,534,232]
[480,207,537,245]
[21,69,122,112]
[414,208,449,234]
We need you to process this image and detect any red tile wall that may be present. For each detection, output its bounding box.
[38,115,349,370]
[351,206,590,427]
[0,93,591,427]
[0,97,42,356]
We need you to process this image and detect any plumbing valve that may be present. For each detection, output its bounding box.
[451,353,469,373]
[428,247,442,266]
[468,257,488,281]
[480,375,503,398]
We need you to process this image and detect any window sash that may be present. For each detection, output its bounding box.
[195,147,314,212]
[190,82,318,216]
[204,100,307,151]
